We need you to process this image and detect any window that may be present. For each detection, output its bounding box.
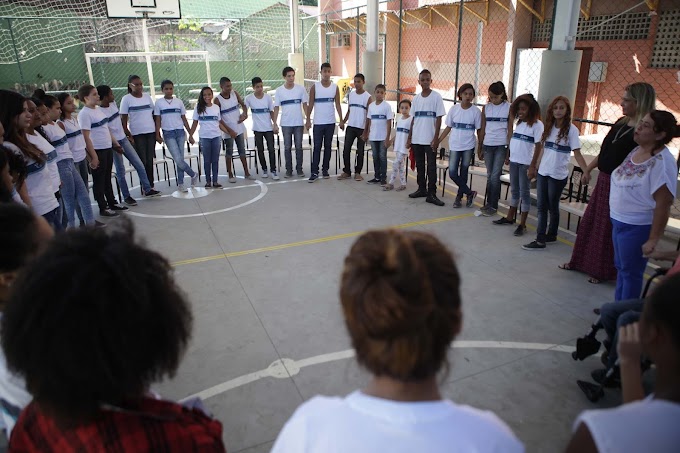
[651,9,680,69]
[331,33,351,48]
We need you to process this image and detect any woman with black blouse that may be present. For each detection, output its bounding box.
[560,83,656,284]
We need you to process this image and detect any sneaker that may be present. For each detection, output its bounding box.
[144,189,162,197]
[452,198,462,208]
[205,182,212,188]
[297,170,305,177]
[308,174,318,183]
[337,172,351,180]
[272,171,280,180]
[178,184,188,193]
[395,185,406,191]
[229,177,237,183]
[262,171,269,178]
[322,173,330,179]
[522,240,546,250]
[545,235,557,244]
[354,173,364,181]
[480,207,497,217]
[493,217,515,225]
[190,173,199,187]
[466,190,477,208]
[123,196,138,206]
[110,204,128,211]
[285,170,293,178]
[408,189,428,198]
[99,209,118,217]
[426,194,445,206]
[246,175,257,180]
[367,178,380,184]
[212,182,223,189]
[380,180,387,186]
[513,225,526,236]
[383,183,394,191]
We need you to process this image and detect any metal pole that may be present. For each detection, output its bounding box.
[290,0,300,53]
[366,0,379,53]
[239,20,247,93]
[474,21,483,102]
[301,18,306,74]
[325,14,330,64]
[142,19,156,97]
[396,0,403,99]
[7,19,25,86]
[454,0,464,98]
[356,7,360,73]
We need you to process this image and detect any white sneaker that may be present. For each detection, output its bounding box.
[246,175,257,180]
[272,171,280,180]
[262,171,269,178]
[229,176,237,183]
[190,173,199,187]
[178,184,188,193]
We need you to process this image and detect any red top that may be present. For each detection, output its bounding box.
[9,397,226,452]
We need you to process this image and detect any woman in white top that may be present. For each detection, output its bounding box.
[77,84,127,217]
[189,87,224,189]
[272,229,524,453]
[567,273,680,453]
[0,90,60,224]
[523,96,588,250]
[608,110,678,301]
[120,75,157,191]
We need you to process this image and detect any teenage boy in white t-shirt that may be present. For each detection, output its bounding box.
[406,69,446,206]
[338,73,372,181]
[306,62,342,182]
[362,84,393,186]
[245,77,280,180]
[274,67,308,178]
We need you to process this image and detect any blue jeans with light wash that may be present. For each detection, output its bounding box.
[57,158,94,228]
[201,136,221,184]
[611,218,651,301]
[114,137,153,198]
[536,173,568,242]
[509,161,531,213]
[163,129,195,185]
[282,126,303,173]
[312,123,334,176]
[371,140,387,181]
[449,149,474,198]
[483,145,507,210]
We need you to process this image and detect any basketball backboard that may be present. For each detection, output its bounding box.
[105,0,181,19]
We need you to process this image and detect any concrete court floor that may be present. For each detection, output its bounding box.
[114,149,627,453]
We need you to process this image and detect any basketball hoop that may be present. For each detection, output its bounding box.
[105,0,181,19]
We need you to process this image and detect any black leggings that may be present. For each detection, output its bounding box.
[133,132,156,186]
[92,148,117,210]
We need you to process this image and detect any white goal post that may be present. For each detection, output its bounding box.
[85,51,211,98]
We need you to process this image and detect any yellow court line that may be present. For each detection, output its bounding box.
[172,212,475,267]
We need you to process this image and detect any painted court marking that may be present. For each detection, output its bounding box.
[181,341,575,402]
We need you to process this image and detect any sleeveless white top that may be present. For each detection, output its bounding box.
[217,92,246,138]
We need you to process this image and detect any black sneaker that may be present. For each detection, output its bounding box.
[145,189,162,197]
[213,182,223,189]
[513,225,526,236]
[452,198,462,208]
[99,209,118,217]
[466,190,477,208]
[124,196,138,206]
[322,173,330,179]
[308,174,318,183]
[408,189,428,198]
[493,217,515,225]
[205,182,212,188]
[110,204,128,211]
[367,178,380,184]
[522,240,546,250]
[380,179,387,186]
[545,235,557,244]
[297,170,305,177]
[285,170,293,178]
[480,207,497,217]
[426,194,445,206]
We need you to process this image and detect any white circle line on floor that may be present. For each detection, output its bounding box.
[180,341,575,402]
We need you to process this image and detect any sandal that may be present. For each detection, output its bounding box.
[558,263,572,270]
[492,217,515,225]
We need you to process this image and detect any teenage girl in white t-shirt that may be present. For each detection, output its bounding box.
[523,96,588,250]
[437,83,482,208]
[120,75,157,190]
[272,230,525,453]
[567,273,680,453]
[189,87,224,189]
[493,94,543,237]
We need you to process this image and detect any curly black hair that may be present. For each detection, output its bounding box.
[1,219,193,423]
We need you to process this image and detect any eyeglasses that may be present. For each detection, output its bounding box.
[130,83,143,87]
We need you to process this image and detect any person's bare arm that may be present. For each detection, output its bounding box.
[305,85,315,130]
[155,116,163,143]
[385,119,392,148]
[564,423,599,453]
[617,323,645,404]
[81,130,99,169]
[477,105,486,159]
[642,185,674,256]
[120,113,133,144]
[437,127,451,148]
[528,143,544,180]
[431,116,442,149]
[188,120,198,137]
[334,87,342,123]
[361,118,371,142]
[17,182,31,207]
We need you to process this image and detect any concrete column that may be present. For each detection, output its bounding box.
[288,53,305,86]
[501,0,532,99]
[288,0,304,85]
[550,0,580,51]
[363,0,382,91]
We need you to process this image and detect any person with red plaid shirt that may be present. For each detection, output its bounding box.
[1,220,226,452]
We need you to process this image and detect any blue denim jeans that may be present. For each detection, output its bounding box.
[74,158,89,224]
[536,173,568,242]
[114,137,153,197]
[224,133,246,157]
[611,218,651,301]
[483,145,507,209]
[509,161,531,213]
[201,136,221,183]
[371,140,387,181]
[312,123,334,176]
[42,206,62,232]
[282,126,303,173]
[163,129,195,185]
[449,149,474,198]
[600,299,643,368]
[57,158,94,228]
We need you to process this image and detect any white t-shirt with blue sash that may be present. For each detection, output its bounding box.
[153,97,186,133]
[539,124,580,180]
[27,132,60,192]
[347,90,371,129]
[445,104,482,152]
[274,84,308,127]
[216,92,246,138]
[192,104,221,139]
[245,93,274,132]
[78,106,112,150]
[99,102,126,141]
[312,81,338,126]
[411,91,446,145]
[509,120,544,165]
[120,93,155,135]
[60,117,87,163]
[4,141,58,216]
[483,101,511,146]
[43,123,72,162]
[394,116,413,154]
[367,101,393,141]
